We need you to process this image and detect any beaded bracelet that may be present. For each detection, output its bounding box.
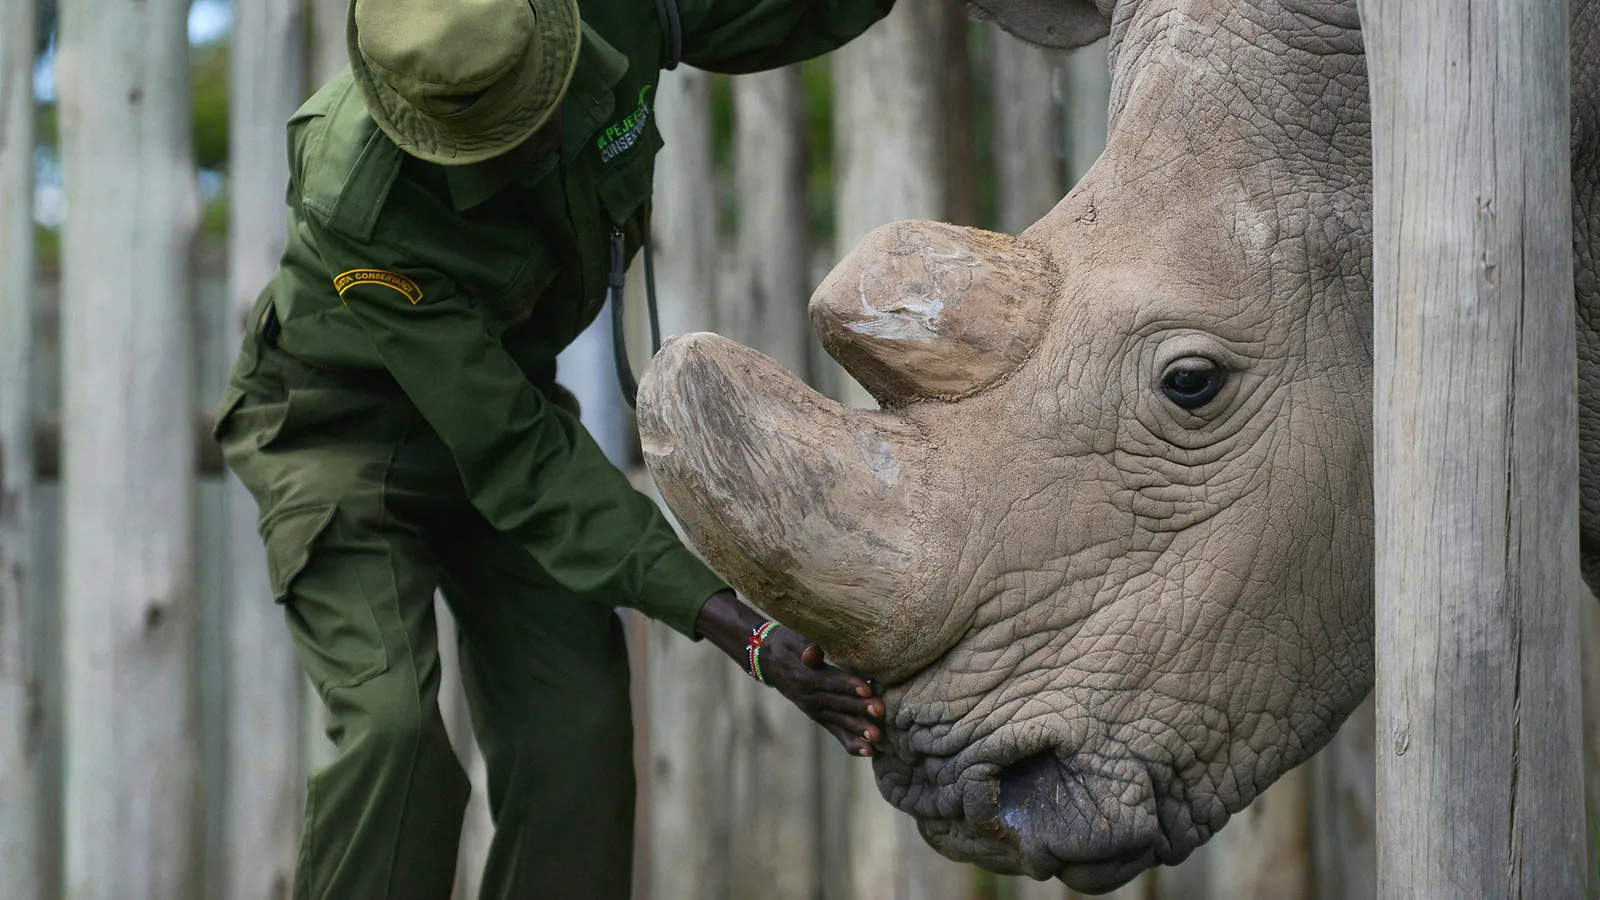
[747,621,780,685]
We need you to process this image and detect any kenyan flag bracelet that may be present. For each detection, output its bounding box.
[747,622,780,685]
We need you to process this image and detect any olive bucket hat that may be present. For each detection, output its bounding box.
[348,0,583,165]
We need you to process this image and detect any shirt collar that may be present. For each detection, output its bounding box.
[443,25,631,213]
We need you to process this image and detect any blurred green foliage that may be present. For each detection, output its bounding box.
[191,40,230,172]
[706,60,840,243]
[802,59,836,240]
[31,31,236,266]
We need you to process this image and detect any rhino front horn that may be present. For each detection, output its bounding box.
[637,333,946,681]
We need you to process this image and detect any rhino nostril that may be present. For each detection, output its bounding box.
[996,751,1076,879]
[998,751,1073,833]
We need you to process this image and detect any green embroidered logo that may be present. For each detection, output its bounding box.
[596,85,653,163]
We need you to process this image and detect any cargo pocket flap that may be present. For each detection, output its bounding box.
[262,504,338,603]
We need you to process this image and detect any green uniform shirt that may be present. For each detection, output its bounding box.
[263,0,895,637]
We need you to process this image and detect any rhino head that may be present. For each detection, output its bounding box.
[638,0,1373,891]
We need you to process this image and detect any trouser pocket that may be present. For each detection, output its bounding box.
[262,503,391,694]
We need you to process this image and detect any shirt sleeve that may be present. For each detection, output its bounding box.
[676,0,897,73]
[305,218,728,639]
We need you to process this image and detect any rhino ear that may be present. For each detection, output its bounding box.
[965,0,1108,49]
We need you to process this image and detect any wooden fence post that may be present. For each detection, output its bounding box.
[828,5,980,897]
[1058,39,1109,189]
[989,30,1062,235]
[1197,768,1313,899]
[724,66,824,900]
[433,596,494,900]
[1363,0,1585,895]
[1309,694,1377,900]
[55,0,201,895]
[0,0,41,895]
[1584,590,1600,893]
[830,0,959,411]
[647,64,734,900]
[307,0,348,89]
[224,2,305,897]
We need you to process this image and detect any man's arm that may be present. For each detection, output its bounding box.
[309,219,727,638]
[675,0,897,73]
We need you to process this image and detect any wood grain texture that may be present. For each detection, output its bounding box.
[1310,693,1376,900]
[990,30,1063,235]
[828,0,960,410]
[306,0,348,89]
[0,0,41,893]
[645,65,735,900]
[223,2,304,896]
[730,68,810,378]
[1199,765,1313,899]
[56,0,202,894]
[726,66,824,900]
[1363,0,1586,894]
[1057,39,1108,190]
[434,597,493,900]
[1580,591,1600,895]
[826,9,991,889]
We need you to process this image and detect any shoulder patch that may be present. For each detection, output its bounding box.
[334,269,424,305]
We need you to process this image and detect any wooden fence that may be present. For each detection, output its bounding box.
[2,1,1598,898]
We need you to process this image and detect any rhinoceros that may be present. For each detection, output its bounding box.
[636,0,1600,891]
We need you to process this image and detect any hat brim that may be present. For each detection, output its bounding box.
[348,0,582,166]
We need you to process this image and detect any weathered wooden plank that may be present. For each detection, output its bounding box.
[0,0,42,893]
[827,3,988,895]
[723,66,823,900]
[1310,693,1376,900]
[989,29,1062,234]
[306,0,348,89]
[433,596,493,900]
[1363,0,1585,894]
[32,414,222,479]
[829,0,960,411]
[1058,39,1109,189]
[1007,877,1069,900]
[1200,766,1313,899]
[729,68,810,377]
[1582,588,1600,894]
[646,65,734,900]
[223,2,305,897]
[55,0,201,894]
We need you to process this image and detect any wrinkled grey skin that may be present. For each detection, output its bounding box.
[887,2,1375,890]
[641,0,1600,893]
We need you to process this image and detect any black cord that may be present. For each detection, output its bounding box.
[609,226,664,409]
[653,0,682,69]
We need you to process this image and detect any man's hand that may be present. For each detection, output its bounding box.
[695,590,885,757]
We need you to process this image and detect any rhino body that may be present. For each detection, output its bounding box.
[638,0,1600,891]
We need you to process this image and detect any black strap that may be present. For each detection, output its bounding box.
[653,0,683,70]
[609,225,664,409]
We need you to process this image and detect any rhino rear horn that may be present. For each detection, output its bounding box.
[811,221,1058,408]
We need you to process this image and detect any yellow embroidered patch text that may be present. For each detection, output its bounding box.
[334,269,424,305]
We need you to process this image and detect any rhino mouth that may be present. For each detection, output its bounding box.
[880,728,1179,892]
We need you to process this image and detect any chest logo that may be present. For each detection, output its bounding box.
[334,269,424,305]
[597,85,653,164]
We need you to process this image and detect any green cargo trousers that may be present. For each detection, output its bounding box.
[216,299,636,900]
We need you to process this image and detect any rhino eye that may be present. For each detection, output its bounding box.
[1161,359,1226,410]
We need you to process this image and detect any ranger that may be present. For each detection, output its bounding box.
[213,0,893,895]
